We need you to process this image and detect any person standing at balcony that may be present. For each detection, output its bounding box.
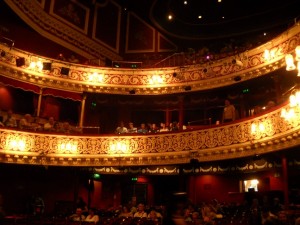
[133,203,147,218]
[222,99,236,123]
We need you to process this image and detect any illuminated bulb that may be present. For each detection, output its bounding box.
[295,46,300,61]
[264,49,270,61]
[285,54,296,71]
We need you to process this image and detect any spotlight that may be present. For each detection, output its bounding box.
[232,59,243,67]
[173,72,177,77]
[184,86,192,91]
[0,50,5,57]
[16,57,25,67]
[43,62,52,71]
[129,89,136,94]
[61,67,70,76]
[203,68,208,73]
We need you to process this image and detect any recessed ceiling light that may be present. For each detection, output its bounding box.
[218,0,222,2]
[168,14,173,20]
[183,1,188,5]
[198,15,202,19]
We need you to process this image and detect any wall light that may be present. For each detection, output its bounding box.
[285,54,296,71]
[5,136,27,151]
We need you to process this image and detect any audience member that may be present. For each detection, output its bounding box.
[159,122,169,132]
[222,99,236,123]
[85,208,99,224]
[3,110,17,128]
[127,122,137,133]
[76,197,88,213]
[134,203,147,218]
[119,205,133,218]
[69,208,86,222]
[115,121,128,134]
[19,114,36,130]
[137,123,148,134]
[149,123,159,133]
[44,117,55,132]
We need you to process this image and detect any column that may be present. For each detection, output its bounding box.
[281,154,289,208]
[36,88,43,117]
[165,108,171,126]
[178,96,184,130]
[79,94,86,128]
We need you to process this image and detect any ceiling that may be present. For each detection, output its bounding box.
[115,0,300,50]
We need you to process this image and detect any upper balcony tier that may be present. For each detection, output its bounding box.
[0,24,299,96]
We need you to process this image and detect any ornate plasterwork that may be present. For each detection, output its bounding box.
[4,0,122,61]
[0,24,299,95]
[1,103,300,167]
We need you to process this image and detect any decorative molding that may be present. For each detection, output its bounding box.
[1,103,300,167]
[0,22,299,95]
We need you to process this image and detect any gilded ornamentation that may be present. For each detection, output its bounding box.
[3,109,299,167]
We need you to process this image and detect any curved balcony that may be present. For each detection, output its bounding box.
[0,23,299,96]
[1,102,300,168]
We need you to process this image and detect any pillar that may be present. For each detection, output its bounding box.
[178,96,184,130]
[79,94,86,127]
[281,154,289,208]
[36,88,43,117]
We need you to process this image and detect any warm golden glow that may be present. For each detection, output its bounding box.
[295,45,300,61]
[29,60,43,71]
[289,91,300,107]
[5,135,27,151]
[57,140,78,153]
[149,74,164,84]
[285,54,296,71]
[109,140,130,154]
[88,72,104,83]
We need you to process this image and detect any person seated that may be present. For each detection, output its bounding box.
[159,122,169,132]
[43,116,55,132]
[69,208,86,222]
[127,122,137,133]
[115,121,128,134]
[137,123,148,134]
[148,123,159,133]
[19,114,36,130]
[119,205,133,218]
[133,203,147,218]
[85,208,99,224]
[148,209,163,224]
[3,110,17,128]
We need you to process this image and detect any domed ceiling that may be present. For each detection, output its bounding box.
[117,0,299,49]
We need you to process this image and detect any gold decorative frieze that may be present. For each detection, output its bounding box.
[0,24,300,95]
[1,103,300,167]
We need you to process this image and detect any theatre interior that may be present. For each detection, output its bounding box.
[0,0,300,224]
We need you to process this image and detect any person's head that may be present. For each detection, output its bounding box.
[49,117,54,124]
[76,208,83,215]
[24,114,31,121]
[137,203,145,212]
[129,122,134,128]
[140,123,146,129]
[225,99,230,106]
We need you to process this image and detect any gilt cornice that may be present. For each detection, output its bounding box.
[3,0,122,61]
[1,103,300,167]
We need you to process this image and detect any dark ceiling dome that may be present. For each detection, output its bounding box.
[148,0,300,41]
